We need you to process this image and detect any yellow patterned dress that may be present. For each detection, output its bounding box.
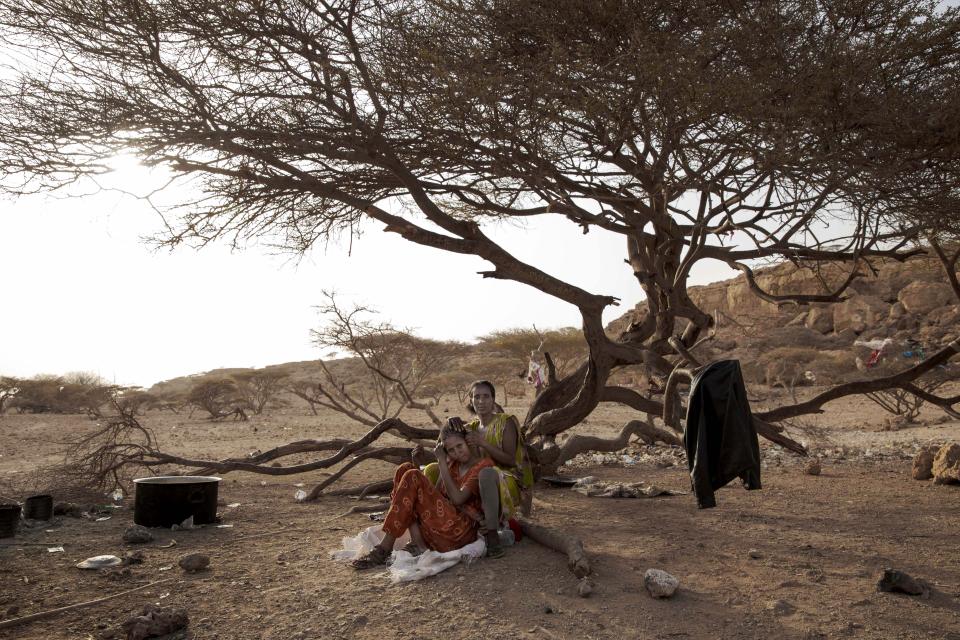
[464,413,534,519]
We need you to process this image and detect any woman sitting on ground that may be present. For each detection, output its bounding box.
[351,423,493,570]
[449,379,534,557]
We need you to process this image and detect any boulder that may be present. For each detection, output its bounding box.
[898,281,955,315]
[644,568,679,598]
[804,307,833,334]
[912,447,938,480]
[877,568,929,596]
[122,525,153,544]
[122,604,189,640]
[786,311,809,327]
[888,302,906,321]
[178,553,211,573]
[833,294,887,334]
[932,443,960,485]
[927,304,960,327]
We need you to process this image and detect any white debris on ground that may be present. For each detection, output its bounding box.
[558,436,950,472]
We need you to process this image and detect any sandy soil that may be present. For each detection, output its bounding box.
[1,388,959,640]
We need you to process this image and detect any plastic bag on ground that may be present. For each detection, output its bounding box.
[388,537,486,583]
[330,525,485,583]
[330,525,411,562]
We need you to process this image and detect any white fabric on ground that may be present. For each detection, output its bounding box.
[330,525,486,583]
[388,537,486,583]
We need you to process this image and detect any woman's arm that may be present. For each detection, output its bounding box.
[434,444,472,506]
[467,417,519,467]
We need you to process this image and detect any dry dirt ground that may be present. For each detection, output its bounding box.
[1,388,960,640]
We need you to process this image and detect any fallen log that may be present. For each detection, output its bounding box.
[517,517,591,578]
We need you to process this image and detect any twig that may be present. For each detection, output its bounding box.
[0,578,174,631]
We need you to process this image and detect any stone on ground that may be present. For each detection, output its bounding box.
[178,553,210,573]
[122,525,154,544]
[643,568,679,598]
[932,443,960,485]
[876,568,928,596]
[912,446,939,481]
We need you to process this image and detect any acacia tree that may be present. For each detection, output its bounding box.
[289,293,466,427]
[479,326,588,381]
[232,370,289,415]
[0,376,20,414]
[1,0,959,492]
[186,379,248,420]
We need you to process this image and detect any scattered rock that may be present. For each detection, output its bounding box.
[932,443,960,484]
[912,446,938,481]
[53,502,86,518]
[804,460,822,476]
[577,578,594,598]
[876,568,929,596]
[833,294,887,334]
[122,525,154,544]
[888,302,906,321]
[748,549,763,559]
[804,307,833,334]
[121,604,189,640]
[6,605,20,617]
[178,553,210,573]
[768,599,795,616]
[643,568,679,598]
[898,281,955,315]
[123,550,145,566]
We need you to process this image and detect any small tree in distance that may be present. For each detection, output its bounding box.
[186,379,248,421]
[289,292,467,427]
[232,370,288,415]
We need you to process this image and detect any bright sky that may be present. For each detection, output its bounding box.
[0,158,737,389]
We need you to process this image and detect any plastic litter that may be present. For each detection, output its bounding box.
[331,525,485,583]
[110,489,124,502]
[47,546,64,553]
[294,490,308,502]
[498,528,515,546]
[77,555,123,569]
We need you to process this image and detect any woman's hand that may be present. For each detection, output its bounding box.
[433,440,447,460]
[411,444,424,465]
[465,430,485,448]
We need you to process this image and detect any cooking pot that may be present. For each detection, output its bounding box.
[133,476,221,528]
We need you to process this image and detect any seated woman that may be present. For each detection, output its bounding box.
[351,424,493,570]
[451,379,534,557]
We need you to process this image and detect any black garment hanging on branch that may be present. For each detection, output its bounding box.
[684,360,761,509]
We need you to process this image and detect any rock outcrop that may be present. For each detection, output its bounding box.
[932,443,960,485]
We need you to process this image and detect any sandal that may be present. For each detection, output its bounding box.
[350,545,390,570]
[402,542,425,557]
[484,531,505,559]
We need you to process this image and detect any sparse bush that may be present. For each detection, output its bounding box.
[186,379,248,420]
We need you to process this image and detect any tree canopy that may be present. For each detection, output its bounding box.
[1,0,958,445]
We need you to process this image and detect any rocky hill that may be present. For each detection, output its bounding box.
[151,252,958,395]
[609,252,960,385]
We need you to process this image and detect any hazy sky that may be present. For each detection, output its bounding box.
[0,158,737,389]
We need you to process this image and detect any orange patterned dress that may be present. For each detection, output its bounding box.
[381,459,493,552]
